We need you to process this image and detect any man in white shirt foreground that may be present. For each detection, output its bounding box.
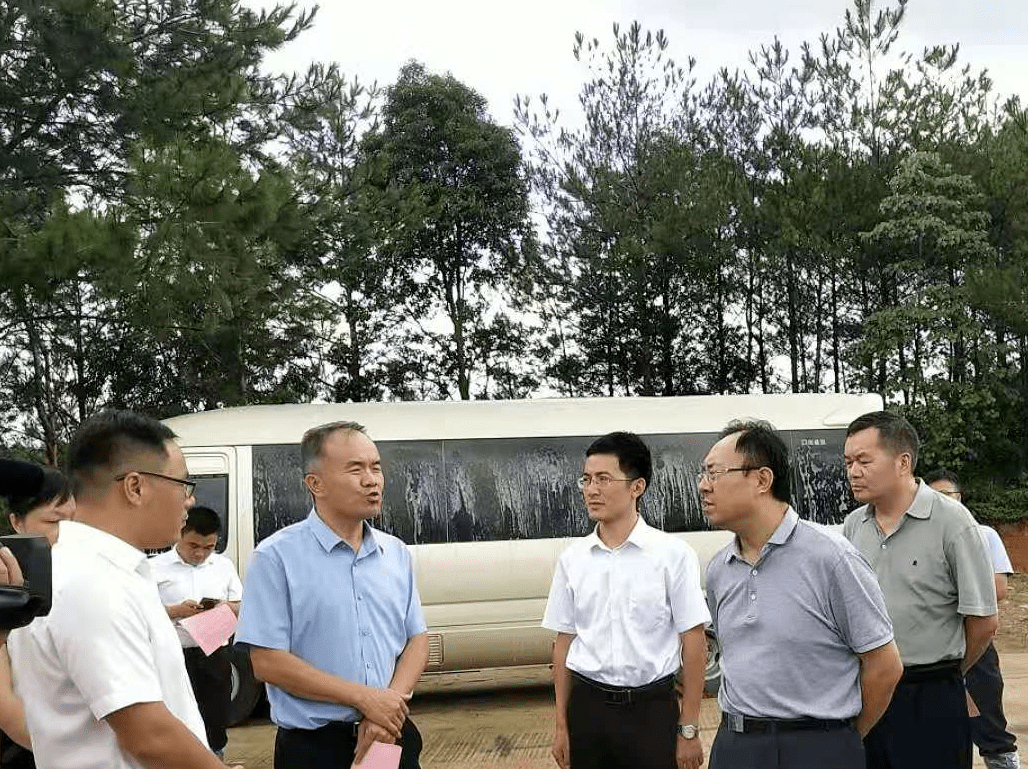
[151,505,243,758]
[543,431,710,769]
[8,409,242,769]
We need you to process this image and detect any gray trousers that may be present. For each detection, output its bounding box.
[709,720,865,769]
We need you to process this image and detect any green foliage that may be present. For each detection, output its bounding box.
[968,485,1028,524]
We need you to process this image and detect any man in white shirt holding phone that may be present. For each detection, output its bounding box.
[151,506,243,759]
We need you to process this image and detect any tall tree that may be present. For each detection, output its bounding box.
[366,61,537,400]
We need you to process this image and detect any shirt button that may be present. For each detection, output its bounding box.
[749,593,756,601]
[881,543,887,549]
[751,570,758,576]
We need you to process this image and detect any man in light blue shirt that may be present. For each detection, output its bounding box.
[236,421,429,769]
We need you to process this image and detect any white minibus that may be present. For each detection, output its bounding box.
[163,392,882,722]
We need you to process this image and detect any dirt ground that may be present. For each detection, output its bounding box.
[224,574,1028,768]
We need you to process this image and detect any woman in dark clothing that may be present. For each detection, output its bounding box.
[0,465,75,769]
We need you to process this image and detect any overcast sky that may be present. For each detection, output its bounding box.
[242,0,1027,127]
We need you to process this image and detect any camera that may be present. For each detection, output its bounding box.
[0,535,51,631]
[1,458,54,631]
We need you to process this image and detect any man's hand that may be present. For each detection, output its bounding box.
[356,687,409,739]
[354,719,397,765]
[0,547,23,587]
[676,733,704,769]
[0,547,24,645]
[551,725,570,769]
[168,600,202,620]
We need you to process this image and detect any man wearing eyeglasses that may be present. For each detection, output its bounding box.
[7,410,242,769]
[701,420,902,769]
[542,431,710,769]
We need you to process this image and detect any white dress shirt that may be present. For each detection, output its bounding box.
[7,521,208,769]
[542,515,711,687]
[149,548,243,648]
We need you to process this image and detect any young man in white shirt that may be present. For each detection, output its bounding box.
[7,410,242,769]
[543,431,710,769]
[151,506,243,759]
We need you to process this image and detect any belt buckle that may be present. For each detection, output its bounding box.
[606,688,632,706]
[727,713,745,733]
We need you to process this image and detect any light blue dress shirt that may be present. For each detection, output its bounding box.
[236,510,427,729]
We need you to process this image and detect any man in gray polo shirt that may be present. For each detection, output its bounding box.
[843,411,998,769]
[702,420,902,769]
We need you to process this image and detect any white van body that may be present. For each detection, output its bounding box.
[163,393,881,715]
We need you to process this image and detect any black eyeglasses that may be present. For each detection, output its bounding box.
[696,467,759,483]
[115,471,196,497]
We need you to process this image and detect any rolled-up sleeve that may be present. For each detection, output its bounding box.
[236,547,291,651]
[950,525,999,617]
[542,557,575,633]
[51,583,163,720]
[669,545,711,633]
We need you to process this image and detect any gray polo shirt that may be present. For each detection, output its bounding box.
[706,508,893,720]
[843,481,997,666]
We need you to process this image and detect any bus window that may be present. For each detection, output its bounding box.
[189,474,230,554]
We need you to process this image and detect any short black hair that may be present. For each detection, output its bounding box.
[182,506,221,537]
[719,420,791,503]
[6,466,73,520]
[846,411,919,469]
[301,421,368,475]
[585,431,652,491]
[923,468,961,491]
[66,410,177,494]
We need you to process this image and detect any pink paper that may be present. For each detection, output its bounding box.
[177,603,237,656]
[351,741,401,769]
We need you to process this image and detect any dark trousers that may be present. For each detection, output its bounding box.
[567,674,678,769]
[967,642,1018,757]
[274,718,422,769]
[708,719,865,769]
[864,662,971,769]
[0,732,35,769]
[183,645,232,753]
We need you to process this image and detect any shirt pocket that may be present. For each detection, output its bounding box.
[629,567,670,631]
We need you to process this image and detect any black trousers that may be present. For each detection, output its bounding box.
[0,732,35,769]
[864,663,971,769]
[274,718,422,769]
[183,645,232,753]
[967,642,1018,757]
[567,674,678,769]
[708,719,864,769]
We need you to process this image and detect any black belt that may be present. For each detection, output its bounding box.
[569,671,675,705]
[900,659,961,683]
[280,720,361,739]
[722,714,853,734]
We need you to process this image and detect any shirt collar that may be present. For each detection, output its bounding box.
[170,546,213,568]
[587,514,652,552]
[860,480,933,522]
[57,520,149,576]
[726,507,799,563]
[306,509,380,556]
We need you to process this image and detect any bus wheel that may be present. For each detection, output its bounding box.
[228,644,263,726]
[704,628,722,696]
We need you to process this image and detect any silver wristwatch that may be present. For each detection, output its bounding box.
[677,724,698,739]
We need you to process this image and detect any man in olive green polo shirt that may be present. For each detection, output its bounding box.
[843,411,997,769]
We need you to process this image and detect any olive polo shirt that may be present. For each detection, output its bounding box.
[843,481,997,666]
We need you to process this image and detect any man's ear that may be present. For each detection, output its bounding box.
[304,473,322,498]
[119,472,145,506]
[756,467,775,495]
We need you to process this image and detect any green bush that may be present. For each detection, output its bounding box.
[970,485,1028,524]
